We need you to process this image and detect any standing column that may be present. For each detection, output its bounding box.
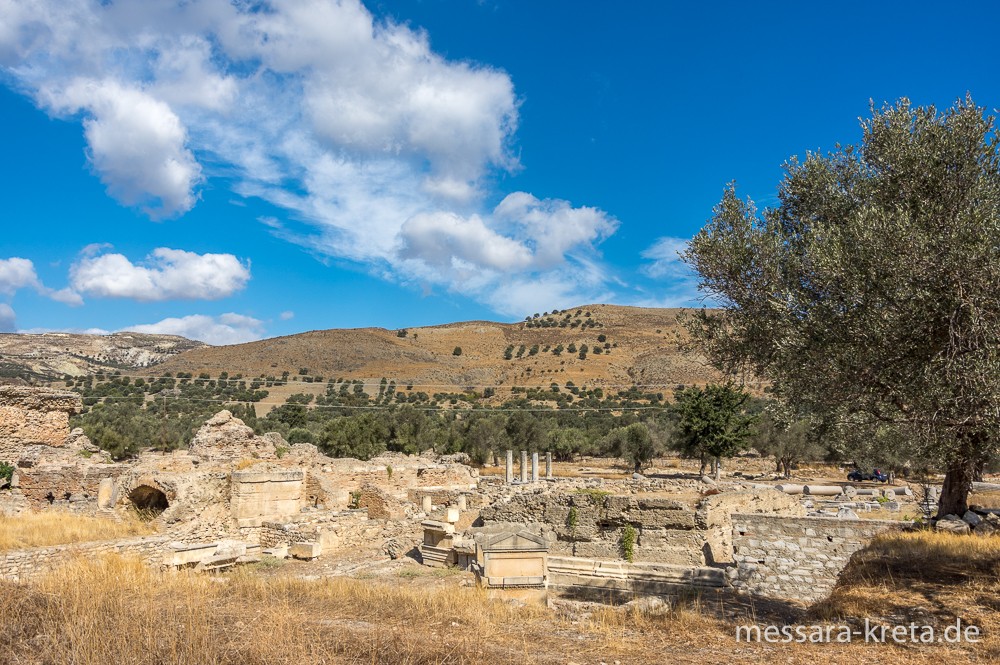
[505,450,513,484]
[531,452,539,483]
[520,450,528,483]
[545,452,553,479]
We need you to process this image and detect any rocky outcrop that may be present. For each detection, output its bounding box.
[188,410,279,461]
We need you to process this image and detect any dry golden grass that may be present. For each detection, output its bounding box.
[812,530,1000,661]
[0,552,989,665]
[0,511,154,552]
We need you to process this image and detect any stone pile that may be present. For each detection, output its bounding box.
[935,508,1000,535]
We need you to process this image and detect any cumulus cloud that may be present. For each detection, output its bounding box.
[0,304,15,332]
[0,256,83,306]
[70,247,251,301]
[279,311,294,321]
[0,258,41,295]
[1,0,624,315]
[124,313,265,345]
[41,79,202,218]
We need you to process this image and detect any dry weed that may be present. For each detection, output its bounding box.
[0,511,154,552]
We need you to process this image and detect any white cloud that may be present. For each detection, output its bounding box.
[279,310,294,321]
[124,312,265,345]
[70,247,250,301]
[0,258,41,295]
[634,236,704,308]
[640,237,690,279]
[0,304,15,332]
[41,79,202,218]
[0,0,624,316]
[0,256,83,306]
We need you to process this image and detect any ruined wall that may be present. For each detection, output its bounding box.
[0,535,171,582]
[0,386,80,460]
[18,463,124,510]
[189,410,278,460]
[729,514,906,602]
[480,488,804,567]
[480,490,709,566]
[230,470,304,527]
[259,509,420,556]
[310,455,477,508]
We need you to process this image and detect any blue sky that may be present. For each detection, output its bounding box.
[1,1,998,344]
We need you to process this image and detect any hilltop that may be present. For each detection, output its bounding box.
[146,304,725,394]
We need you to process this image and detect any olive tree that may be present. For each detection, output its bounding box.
[683,96,1000,516]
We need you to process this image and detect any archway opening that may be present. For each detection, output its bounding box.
[128,485,169,519]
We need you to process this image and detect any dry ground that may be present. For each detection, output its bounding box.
[1,527,998,664]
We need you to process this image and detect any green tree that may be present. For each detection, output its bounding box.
[606,422,658,473]
[319,414,388,460]
[753,404,825,479]
[683,97,1000,516]
[673,384,755,480]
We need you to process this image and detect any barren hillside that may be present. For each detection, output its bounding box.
[147,305,727,393]
[0,332,205,381]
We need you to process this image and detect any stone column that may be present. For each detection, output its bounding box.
[545,452,553,479]
[520,450,528,483]
[505,450,513,484]
[531,452,539,483]
[422,495,432,513]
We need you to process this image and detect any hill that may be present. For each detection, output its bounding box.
[146,305,726,396]
[0,332,205,382]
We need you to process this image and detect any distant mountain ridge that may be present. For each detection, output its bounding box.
[1,305,728,393]
[0,332,205,382]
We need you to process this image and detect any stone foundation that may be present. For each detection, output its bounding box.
[729,513,906,602]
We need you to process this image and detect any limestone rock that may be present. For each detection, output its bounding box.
[189,410,277,461]
[963,510,982,527]
[837,507,859,520]
[974,513,1000,536]
[935,515,970,534]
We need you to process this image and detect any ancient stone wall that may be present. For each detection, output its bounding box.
[259,509,420,556]
[230,470,304,527]
[0,535,171,582]
[729,514,906,602]
[0,387,80,461]
[480,488,805,567]
[17,463,124,510]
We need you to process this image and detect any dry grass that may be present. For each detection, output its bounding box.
[811,530,1000,661]
[0,511,154,552]
[0,552,990,664]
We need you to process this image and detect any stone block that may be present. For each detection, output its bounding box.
[290,541,322,560]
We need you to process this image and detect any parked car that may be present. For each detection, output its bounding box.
[847,468,889,483]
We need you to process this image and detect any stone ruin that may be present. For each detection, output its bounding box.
[0,386,914,603]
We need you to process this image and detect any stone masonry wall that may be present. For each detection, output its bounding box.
[729,514,906,602]
[0,386,80,461]
[0,535,172,582]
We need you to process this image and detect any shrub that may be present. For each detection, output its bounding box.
[452,347,463,356]
[621,524,637,562]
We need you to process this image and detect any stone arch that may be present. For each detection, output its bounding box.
[128,484,169,518]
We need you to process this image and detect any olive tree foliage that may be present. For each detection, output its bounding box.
[672,384,756,479]
[605,422,659,473]
[682,97,1000,516]
[753,402,825,479]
